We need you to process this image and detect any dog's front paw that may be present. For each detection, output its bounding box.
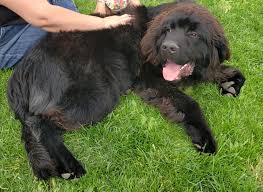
[193,136,217,154]
[220,72,245,97]
[187,124,217,154]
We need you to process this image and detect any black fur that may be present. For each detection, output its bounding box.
[8,6,148,180]
[7,1,245,180]
[138,1,245,154]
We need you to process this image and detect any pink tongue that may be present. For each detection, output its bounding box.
[162,60,182,81]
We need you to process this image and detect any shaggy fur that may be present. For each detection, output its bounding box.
[135,1,245,154]
[7,1,245,180]
[8,6,147,180]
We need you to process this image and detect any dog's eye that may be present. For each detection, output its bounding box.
[188,32,199,38]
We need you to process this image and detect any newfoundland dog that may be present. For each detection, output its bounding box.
[7,1,245,180]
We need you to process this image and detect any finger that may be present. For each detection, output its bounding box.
[120,15,135,24]
[120,14,135,20]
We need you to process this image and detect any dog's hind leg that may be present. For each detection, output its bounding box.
[8,74,86,180]
[22,116,86,180]
[134,86,217,154]
[21,119,58,180]
[23,84,118,179]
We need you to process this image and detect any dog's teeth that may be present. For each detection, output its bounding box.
[61,173,71,179]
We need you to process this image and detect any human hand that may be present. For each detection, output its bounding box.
[103,14,134,28]
[129,0,141,6]
[95,0,112,15]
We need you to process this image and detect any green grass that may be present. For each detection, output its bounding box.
[0,0,262,191]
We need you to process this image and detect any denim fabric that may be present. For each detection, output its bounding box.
[0,0,78,69]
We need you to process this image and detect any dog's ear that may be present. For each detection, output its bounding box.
[214,35,231,63]
[140,23,161,65]
[141,13,169,65]
[141,6,176,65]
[199,6,231,63]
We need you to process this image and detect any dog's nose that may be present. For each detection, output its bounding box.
[161,41,179,53]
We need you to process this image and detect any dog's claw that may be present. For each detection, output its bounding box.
[227,87,236,95]
[61,173,72,179]
[221,81,235,89]
[220,81,238,96]
[194,143,203,150]
[225,93,233,97]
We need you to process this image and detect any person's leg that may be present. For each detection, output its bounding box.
[0,0,78,69]
[94,0,141,15]
[0,24,46,69]
[50,0,78,12]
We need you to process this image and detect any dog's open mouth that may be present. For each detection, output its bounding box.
[162,60,195,81]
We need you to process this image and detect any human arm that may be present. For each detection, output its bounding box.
[0,0,133,32]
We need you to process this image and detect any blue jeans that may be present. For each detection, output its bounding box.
[0,0,78,69]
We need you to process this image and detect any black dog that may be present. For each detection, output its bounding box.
[7,1,245,180]
[136,2,245,153]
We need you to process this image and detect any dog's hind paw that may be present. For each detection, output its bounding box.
[60,164,86,180]
[32,160,59,180]
[57,158,86,180]
[32,151,86,180]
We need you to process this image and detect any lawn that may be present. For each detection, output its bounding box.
[0,0,262,191]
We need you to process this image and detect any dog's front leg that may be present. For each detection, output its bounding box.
[134,85,217,154]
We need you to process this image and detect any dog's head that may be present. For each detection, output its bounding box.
[141,2,230,81]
